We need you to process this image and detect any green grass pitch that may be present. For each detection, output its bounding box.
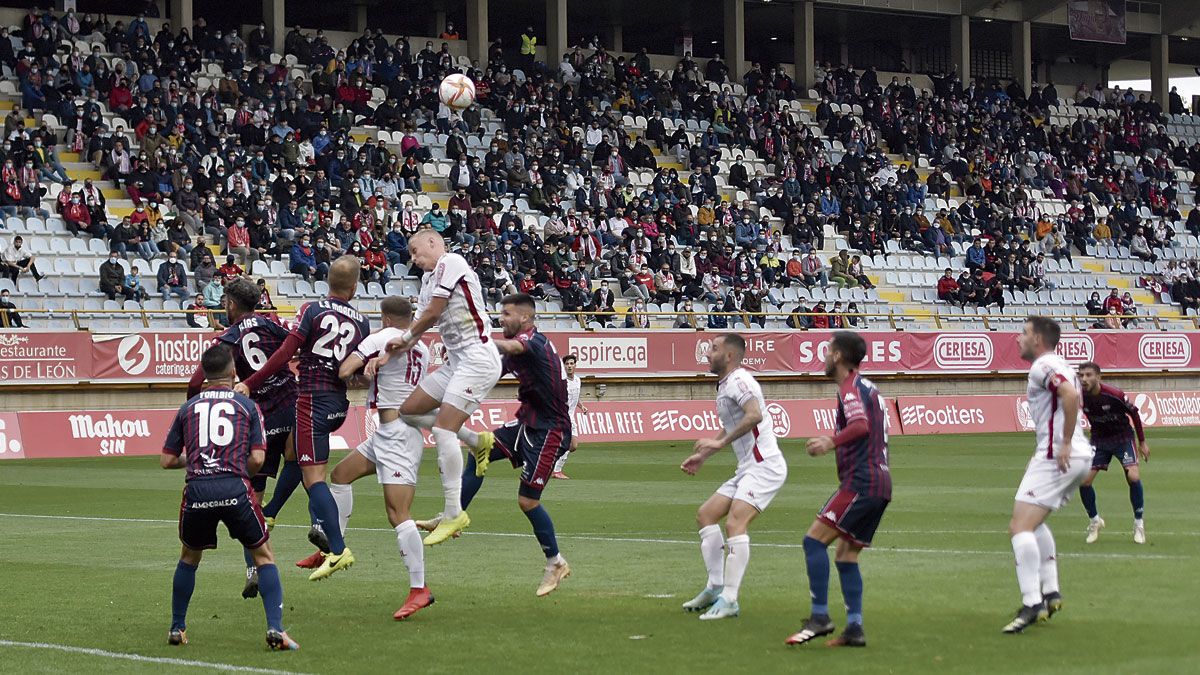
[0,430,1196,674]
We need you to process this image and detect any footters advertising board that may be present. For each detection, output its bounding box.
[4,391,1198,460]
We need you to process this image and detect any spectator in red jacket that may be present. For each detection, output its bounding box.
[217,255,244,281]
[62,193,93,236]
[937,267,961,304]
[362,241,389,284]
[1103,288,1123,314]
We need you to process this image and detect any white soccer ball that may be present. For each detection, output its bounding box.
[439,73,476,111]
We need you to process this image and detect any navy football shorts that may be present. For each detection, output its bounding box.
[178,476,269,551]
[492,420,571,500]
[1091,438,1138,471]
[295,393,349,467]
[251,406,294,490]
[817,488,890,548]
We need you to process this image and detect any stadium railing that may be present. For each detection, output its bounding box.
[1,308,1195,332]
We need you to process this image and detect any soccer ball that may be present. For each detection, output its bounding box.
[439,74,476,111]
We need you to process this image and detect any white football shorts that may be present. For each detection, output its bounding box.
[355,418,424,486]
[419,342,502,413]
[716,455,788,512]
[1014,456,1090,511]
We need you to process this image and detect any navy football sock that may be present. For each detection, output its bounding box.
[461,454,485,510]
[1079,484,1098,518]
[171,560,197,631]
[836,561,864,626]
[803,536,830,616]
[523,505,560,559]
[1128,480,1144,520]
[306,482,346,554]
[257,563,284,632]
[243,547,254,568]
[263,461,302,519]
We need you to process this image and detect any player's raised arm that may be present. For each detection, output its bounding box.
[493,336,529,356]
[385,296,447,355]
[237,331,302,394]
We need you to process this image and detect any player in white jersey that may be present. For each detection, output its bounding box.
[680,334,788,621]
[371,230,501,546]
[1003,316,1093,634]
[552,353,587,480]
[326,297,436,620]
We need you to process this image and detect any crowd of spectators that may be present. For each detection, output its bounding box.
[3,6,1200,328]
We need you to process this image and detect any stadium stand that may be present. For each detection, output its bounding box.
[0,5,1199,333]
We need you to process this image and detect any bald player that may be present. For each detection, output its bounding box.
[370,230,501,546]
[238,255,372,581]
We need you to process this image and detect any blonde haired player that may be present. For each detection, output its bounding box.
[551,353,587,480]
[1003,316,1093,633]
[371,230,500,545]
[680,333,787,620]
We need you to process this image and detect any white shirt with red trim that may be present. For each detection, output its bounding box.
[354,327,430,409]
[419,252,492,353]
[1026,352,1092,460]
[716,367,782,469]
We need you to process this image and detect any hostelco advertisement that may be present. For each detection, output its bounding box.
[2,330,1199,384]
[4,392,1199,460]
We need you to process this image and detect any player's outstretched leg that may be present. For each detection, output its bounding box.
[785,534,836,645]
[307,474,355,581]
[423,426,470,545]
[249,545,299,651]
[1079,473,1104,544]
[523,497,569,597]
[169,556,198,646]
[393,520,434,620]
[263,460,302,521]
[242,547,259,599]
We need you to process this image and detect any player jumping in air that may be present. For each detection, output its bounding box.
[329,297,437,619]
[1077,362,1150,544]
[1002,316,1093,634]
[680,333,788,621]
[552,353,587,480]
[374,230,501,546]
[238,256,371,581]
[786,331,889,648]
[187,277,297,600]
[163,344,299,651]
[458,293,573,596]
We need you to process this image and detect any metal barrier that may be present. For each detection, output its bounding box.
[1,307,1196,331]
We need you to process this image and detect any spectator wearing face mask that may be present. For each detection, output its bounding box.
[0,289,24,327]
[289,235,325,281]
[98,251,135,301]
[157,252,190,303]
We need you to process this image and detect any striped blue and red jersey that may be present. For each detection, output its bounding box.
[291,298,371,395]
[217,313,296,415]
[835,372,892,499]
[504,327,570,430]
[164,387,266,481]
[1082,383,1145,444]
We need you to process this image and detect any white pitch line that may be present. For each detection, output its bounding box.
[0,512,1181,560]
[0,640,314,675]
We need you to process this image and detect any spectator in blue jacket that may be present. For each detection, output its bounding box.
[289,235,327,281]
[386,221,410,266]
[965,237,986,271]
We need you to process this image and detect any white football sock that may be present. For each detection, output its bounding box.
[553,450,572,473]
[458,427,479,447]
[432,427,463,518]
[395,520,425,588]
[698,524,725,589]
[1011,531,1042,606]
[720,534,750,603]
[329,482,353,536]
[1033,524,1059,596]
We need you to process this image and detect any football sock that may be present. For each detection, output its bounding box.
[458,427,479,447]
[836,561,864,626]
[719,534,750,603]
[1033,524,1059,596]
[553,450,572,473]
[802,536,830,616]
[1079,484,1098,518]
[256,563,284,632]
[461,454,485,509]
[306,482,346,554]
[395,520,425,588]
[523,504,559,559]
[263,461,302,519]
[171,560,197,631]
[698,524,725,589]
[242,547,254,568]
[432,427,463,518]
[1128,480,1144,520]
[329,482,353,535]
[1011,530,1042,606]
